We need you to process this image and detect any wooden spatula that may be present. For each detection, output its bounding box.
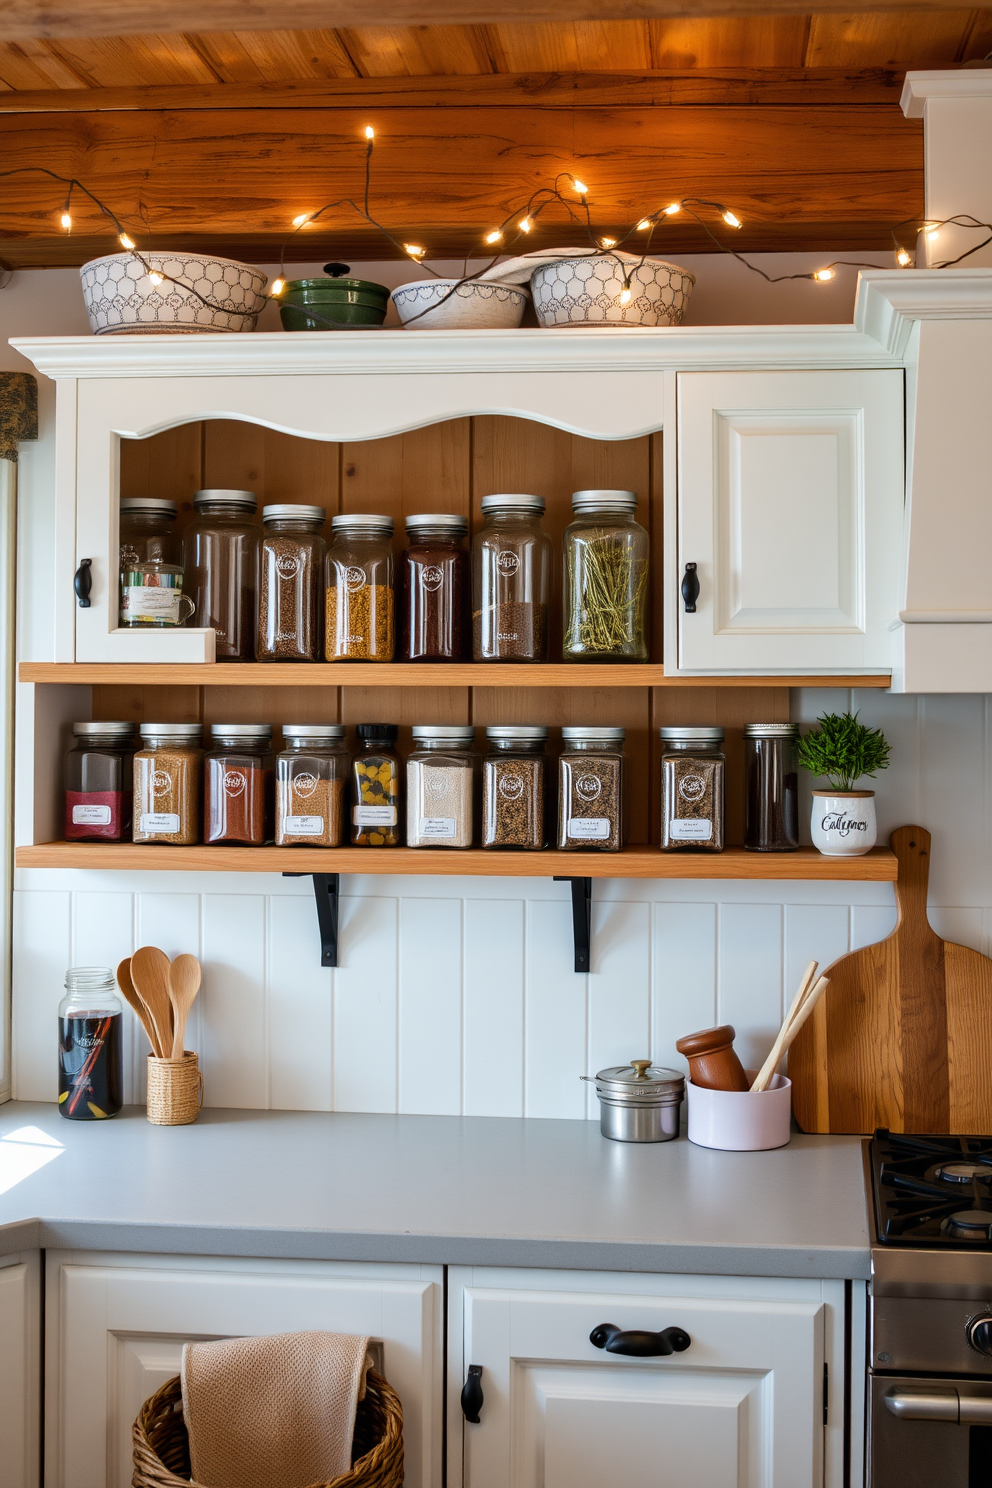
[790,825,992,1134]
[130,946,175,1064]
[169,954,202,1060]
[116,957,161,1055]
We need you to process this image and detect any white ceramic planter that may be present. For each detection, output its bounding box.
[810,790,877,856]
[392,279,529,330]
[686,1072,792,1152]
[80,252,267,335]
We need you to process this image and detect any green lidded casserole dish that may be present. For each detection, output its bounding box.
[278,262,389,331]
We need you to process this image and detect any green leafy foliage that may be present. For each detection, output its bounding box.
[796,711,891,792]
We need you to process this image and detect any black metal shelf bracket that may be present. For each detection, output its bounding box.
[554,876,592,973]
[282,872,340,967]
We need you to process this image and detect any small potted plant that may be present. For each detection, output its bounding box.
[797,711,890,856]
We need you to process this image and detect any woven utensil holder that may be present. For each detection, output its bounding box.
[146,1052,203,1126]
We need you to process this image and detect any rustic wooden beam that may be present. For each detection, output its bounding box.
[0,69,910,113]
[0,103,922,268]
[2,0,987,43]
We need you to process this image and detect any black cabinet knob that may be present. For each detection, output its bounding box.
[460,1363,484,1423]
[73,558,92,609]
[590,1323,692,1357]
[681,562,699,613]
[968,1316,992,1356]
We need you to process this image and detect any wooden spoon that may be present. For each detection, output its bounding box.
[130,946,175,1062]
[750,960,819,1093]
[116,957,161,1055]
[169,953,202,1060]
[753,974,831,1093]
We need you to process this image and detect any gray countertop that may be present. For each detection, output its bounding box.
[0,1102,870,1279]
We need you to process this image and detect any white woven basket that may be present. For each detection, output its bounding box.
[80,252,268,335]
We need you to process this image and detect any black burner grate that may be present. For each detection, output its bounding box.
[871,1130,992,1247]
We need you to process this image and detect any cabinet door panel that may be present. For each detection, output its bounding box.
[677,369,903,673]
[0,1252,41,1488]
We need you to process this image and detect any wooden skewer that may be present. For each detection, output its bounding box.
[768,975,830,1075]
[750,960,818,1093]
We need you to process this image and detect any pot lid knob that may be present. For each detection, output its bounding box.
[631,1059,652,1080]
[324,262,351,278]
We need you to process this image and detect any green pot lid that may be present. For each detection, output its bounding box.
[283,261,388,297]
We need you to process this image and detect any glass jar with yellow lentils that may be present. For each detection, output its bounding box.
[350,724,401,846]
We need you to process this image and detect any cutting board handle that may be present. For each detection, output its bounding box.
[891,825,935,943]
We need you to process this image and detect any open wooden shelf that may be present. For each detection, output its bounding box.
[19,663,894,689]
[15,843,898,880]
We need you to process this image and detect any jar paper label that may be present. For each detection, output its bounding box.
[284,815,324,836]
[140,812,180,832]
[567,817,610,840]
[418,816,456,839]
[124,586,182,623]
[72,804,112,826]
[353,805,397,826]
[671,817,712,840]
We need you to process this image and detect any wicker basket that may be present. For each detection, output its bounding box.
[146,1052,203,1126]
[132,1369,404,1488]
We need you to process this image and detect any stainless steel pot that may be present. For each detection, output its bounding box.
[582,1059,685,1142]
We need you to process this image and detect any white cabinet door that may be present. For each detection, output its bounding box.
[676,369,903,673]
[0,1250,41,1488]
[450,1269,832,1488]
[46,1251,443,1488]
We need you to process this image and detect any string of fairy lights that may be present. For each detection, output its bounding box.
[1,128,990,328]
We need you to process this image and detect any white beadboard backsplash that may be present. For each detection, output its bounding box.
[13,688,992,1116]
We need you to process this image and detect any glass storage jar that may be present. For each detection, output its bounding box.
[256,504,327,662]
[119,497,180,572]
[482,725,548,849]
[204,724,274,846]
[351,724,401,846]
[132,723,203,845]
[401,514,469,662]
[406,725,476,848]
[744,722,799,852]
[58,966,123,1121]
[275,725,349,846]
[659,726,725,852]
[183,489,259,660]
[563,489,650,661]
[325,514,395,661]
[64,721,136,842]
[120,561,196,629]
[557,726,625,851]
[472,494,551,662]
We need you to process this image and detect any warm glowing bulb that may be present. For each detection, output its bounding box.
[364,125,375,140]
[292,213,311,229]
[814,268,834,282]
[60,211,72,230]
[896,247,912,267]
[118,232,135,251]
[270,278,285,296]
[600,237,617,249]
[723,210,742,229]
[636,218,653,231]
[404,243,426,258]
[518,217,532,233]
[572,179,588,196]
[148,271,164,285]
[926,226,939,241]
[619,284,632,306]
[664,203,681,216]
[485,230,503,245]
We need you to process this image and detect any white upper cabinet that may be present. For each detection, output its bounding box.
[676,368,904,674]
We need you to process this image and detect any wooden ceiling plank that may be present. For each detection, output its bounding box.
[0,38,93,90]
[44,34,221,88]
[340,24,497,76]
[492,21,583,69]
[806,9,979,65]
[963,10,992,56]
[570,20,655,69]
[647,16,810,67]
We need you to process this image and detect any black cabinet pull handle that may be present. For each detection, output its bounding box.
[73,559,93,609]
[681,561,699,613]
[461,1364,484,1423]
[590,1323,692,1357]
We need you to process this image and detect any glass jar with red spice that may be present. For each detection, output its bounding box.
[64,722,137,842]
[204,724,275,846]
[401,513,469,661]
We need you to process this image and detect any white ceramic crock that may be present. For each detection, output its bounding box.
[529,253,694,328]
[80,252,267,335]
[810,790,877,856]
[391,279,529,330]
[686,1072,792,1151]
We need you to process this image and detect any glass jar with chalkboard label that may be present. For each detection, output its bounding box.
[659,726,725,852]
[744,722,799,852]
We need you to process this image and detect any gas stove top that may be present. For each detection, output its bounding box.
[871,1130,992,1247]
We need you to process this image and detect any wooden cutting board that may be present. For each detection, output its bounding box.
[790,825,992,1134]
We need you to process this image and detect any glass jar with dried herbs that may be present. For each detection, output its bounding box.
[325,514,395,661]
[406,725,476,847]
[204,724,275,846]
[183,489,259,661]
[481,725,548,849]
[472,495,551,662]
[401,514,469,662]
[557,726,625,851]
[276,725,349,847]
[659,726,725,852]
[256,504,327,662]
[351,724,401,846]
[563,490,649,661]
[132,723,203,845]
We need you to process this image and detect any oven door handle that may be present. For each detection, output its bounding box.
[884,1388,992,1425]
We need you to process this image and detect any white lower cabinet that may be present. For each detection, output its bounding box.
[448,1268,851,1488]
[0,1250,41,1488]
[45,1251,444,1488]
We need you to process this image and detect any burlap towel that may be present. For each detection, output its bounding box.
[181,1330,372,1488]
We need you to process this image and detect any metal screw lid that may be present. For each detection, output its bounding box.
[72,721,137,736]
[411,725,475,740]
[281,724,345,741]
[331,513,393,532]
[120,497,178,517]
[209,723,272,739]
[571,489,638,512]
[405,513,468,532]
[743,722,799,737]
[658,726,725,742]
[485,725,549,740]
[262,504,326,523]
[193,489,257,510]
[480,493,545,514]
[561,726,626,742]
[139,723,203,738]
[356,723,398,743]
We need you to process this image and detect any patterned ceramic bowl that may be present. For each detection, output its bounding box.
[80,252,268,335]
[530,254,694,329]
[392,278,529,330]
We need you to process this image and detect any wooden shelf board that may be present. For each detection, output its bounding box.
[18,663,893,690]
[15,843,898,881]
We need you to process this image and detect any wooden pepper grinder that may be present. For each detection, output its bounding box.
[675,1024,750,1091]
